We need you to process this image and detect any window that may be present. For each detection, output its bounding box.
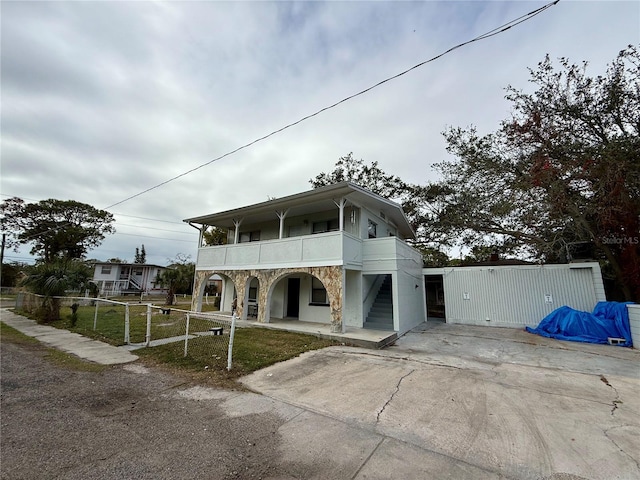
[311,277,328,304]
[312,218,339,234]
[368,220,377,238]
[133,268,143,275]
[240,230,261,242]
[248,287,258,301]
[101,266,112,275]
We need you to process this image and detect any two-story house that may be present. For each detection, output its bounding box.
[185,182,426,336]
[92,263,167,296]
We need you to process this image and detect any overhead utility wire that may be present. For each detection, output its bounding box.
[104,0,559,210]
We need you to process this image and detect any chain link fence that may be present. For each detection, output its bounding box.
[13,293,237,369]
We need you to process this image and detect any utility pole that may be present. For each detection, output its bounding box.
[1,233,5,286]
[1,233,5,266]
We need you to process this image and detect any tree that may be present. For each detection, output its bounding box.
[20,260,93,323]
[134,244,146,264]
[1,198,115,262]
[429,46,639,300]
[203,227,228,246]
[155,254,195,305]
[310,152,408,200]
[310,154,455,264]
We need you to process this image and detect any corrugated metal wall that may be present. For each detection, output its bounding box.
[628,305,640,349]
[423,263,606,327]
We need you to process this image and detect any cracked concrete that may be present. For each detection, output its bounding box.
[600,374,623,416]
[242,322,640,480]
[376,369,414,423]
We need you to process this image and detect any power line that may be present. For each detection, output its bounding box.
[113,232,194,243]
[2,194,186,226]
[104,0,561,210]
[116,222,196,235]
[111,212,186,225]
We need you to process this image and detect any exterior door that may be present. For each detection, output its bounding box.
[287,278,300,318]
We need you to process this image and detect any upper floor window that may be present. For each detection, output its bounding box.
[101,266,112,275]
[133,268,143,275]
[368,220,377,238]
[312,219,339,234]
[240,230,261,242]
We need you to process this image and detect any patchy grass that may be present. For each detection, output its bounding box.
[7,307,341,387]
[1,322,40,346]
[41,304,223,346]
[1,322,106,372]
[136,327,339,387]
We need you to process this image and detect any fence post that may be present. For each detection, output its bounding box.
[93,300,99,330]
[227,315,236,371]
[124,304,130,344]
[184,313,190,357]
[146,304,152,347]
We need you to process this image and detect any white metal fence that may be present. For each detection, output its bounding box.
[13,293,237,369]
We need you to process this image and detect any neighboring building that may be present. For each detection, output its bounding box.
[92,263,167,296]
[185,182,608,337]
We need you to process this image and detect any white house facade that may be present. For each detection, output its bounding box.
[185,182,610,341]
[185,182,426,335]
[92,263,167,296]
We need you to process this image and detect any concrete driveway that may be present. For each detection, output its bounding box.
[241,322,640,480]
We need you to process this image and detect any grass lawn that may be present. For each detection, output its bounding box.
[10,303,341,387]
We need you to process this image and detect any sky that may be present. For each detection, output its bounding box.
[1,0,638,266]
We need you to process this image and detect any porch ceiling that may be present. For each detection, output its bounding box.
[184,181,415,239]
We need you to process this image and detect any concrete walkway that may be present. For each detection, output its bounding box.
[1,309,138,365]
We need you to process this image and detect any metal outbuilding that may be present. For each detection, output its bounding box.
[423,262,606,328]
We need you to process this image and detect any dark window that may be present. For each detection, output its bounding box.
[248,287,258,301]
[312,219,339,234]
[101,266,112,275]
[311,277,328,304]
[368,220,377,239]
[240,230,261,242]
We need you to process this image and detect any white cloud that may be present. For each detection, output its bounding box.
[2,0,637,264]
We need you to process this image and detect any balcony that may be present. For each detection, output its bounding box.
[196,231,364,271]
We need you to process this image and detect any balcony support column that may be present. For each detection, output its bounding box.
[334,198,347,232]
[233,218,243,244]
[276,209,289,239]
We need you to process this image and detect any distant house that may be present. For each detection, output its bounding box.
[184,182,607,338]
[91,263,167,296]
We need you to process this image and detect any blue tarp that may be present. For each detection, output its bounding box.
[526,301,633,347]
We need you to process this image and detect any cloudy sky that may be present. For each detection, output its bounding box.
[1,0,638,266]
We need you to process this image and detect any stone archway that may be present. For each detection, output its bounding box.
[193,266,344,331]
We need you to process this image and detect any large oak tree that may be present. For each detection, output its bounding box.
[1,198,115,262]
[311,47,639,301]
[430,46,639,300]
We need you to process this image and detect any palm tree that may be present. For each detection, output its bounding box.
[21,260,92,323]
[155,261,194,306]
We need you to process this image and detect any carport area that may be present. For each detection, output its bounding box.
[242,322,640,480]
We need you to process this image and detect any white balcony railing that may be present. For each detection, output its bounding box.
[196,231,364,270]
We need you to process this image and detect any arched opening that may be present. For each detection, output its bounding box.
[266,272,332,325]
[192,271,237,314]
[201,273,223,310]
[215,273,237,315]
[242,276,260,320]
